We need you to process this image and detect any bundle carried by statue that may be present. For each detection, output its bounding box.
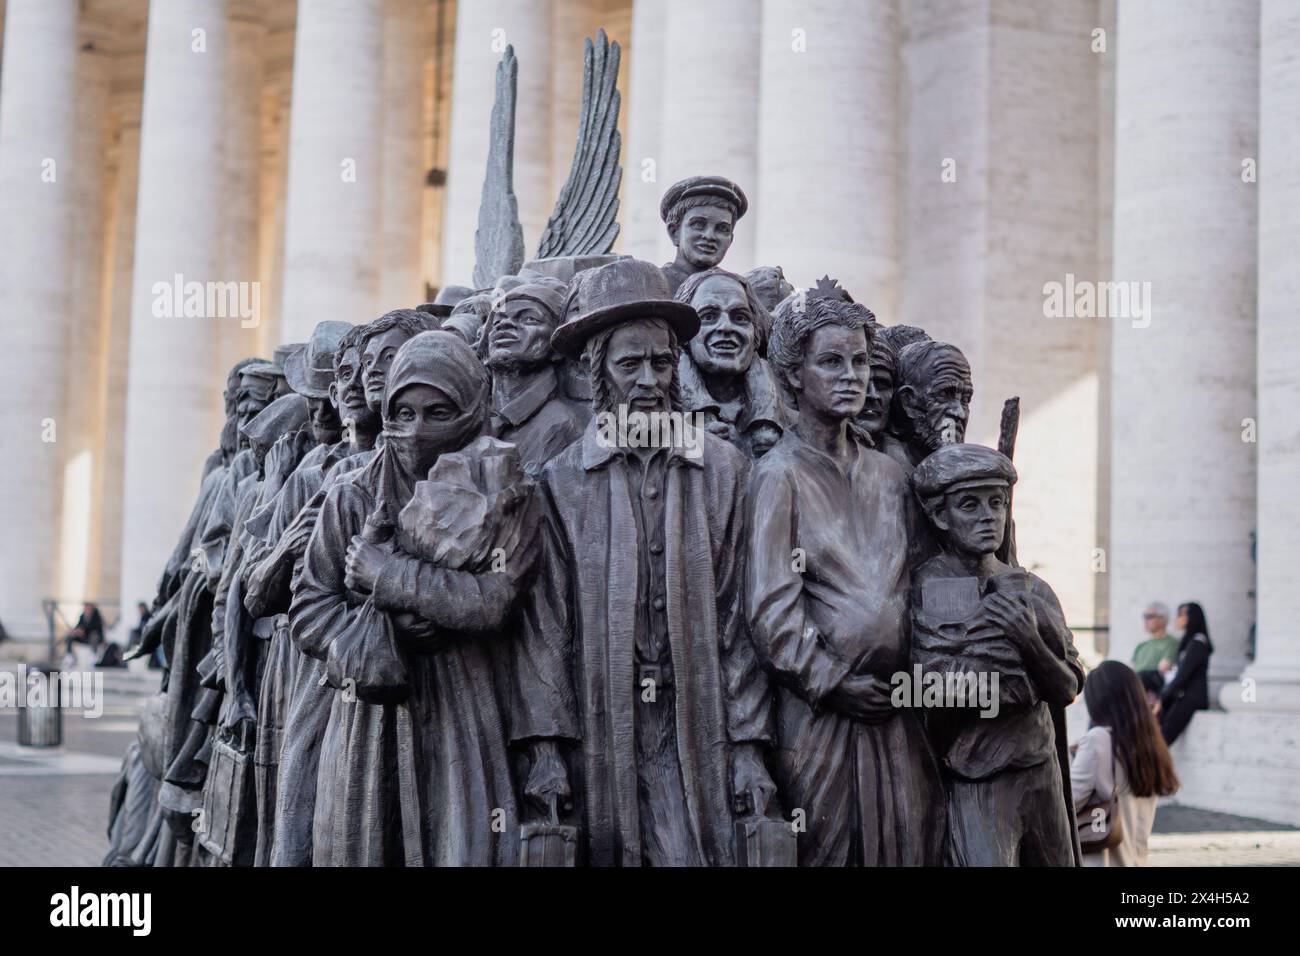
[912,574,1039,710]
[398,435,538,573]
[325,437,538,704]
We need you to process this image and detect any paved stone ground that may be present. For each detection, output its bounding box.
[1,656,1297,867]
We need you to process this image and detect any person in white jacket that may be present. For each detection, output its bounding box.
[1072,660,1181,866]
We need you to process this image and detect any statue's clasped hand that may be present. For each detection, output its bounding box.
[731,743,777,818]
[524,740,572,817]
[344,534,390,594]
[981,591,1038,648]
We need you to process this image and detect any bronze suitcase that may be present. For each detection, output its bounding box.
[518,799,578,867]
[198,732,257,866]
[734,816,798,867]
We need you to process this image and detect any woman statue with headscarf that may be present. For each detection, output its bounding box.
[288,331,536,866]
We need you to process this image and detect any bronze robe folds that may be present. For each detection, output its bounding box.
[746,431,945,866]
[290,453,525,866]
[518,422,771,866]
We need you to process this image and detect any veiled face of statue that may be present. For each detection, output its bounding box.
[603,322,675,415]
[331,346,376,434]
[386,383,462,478]
[788,324,869,422]
[307,395,342,445]
[932,485,1007,556]
[236,376,277,432]
[902,350,973,450]
[487,300,556,372]
[672,204,735,270]
[858,361,896,435]
[362,328,411,412]
[689,275,757,377]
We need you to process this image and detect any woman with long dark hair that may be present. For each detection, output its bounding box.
[1072,661,1180,866]
[1159,602,1213,745]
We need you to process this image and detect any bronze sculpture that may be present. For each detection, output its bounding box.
[674,267,790,458]
[103,26,1091,869]
[749,282,945,865]
[910,443,1083,865]
[479,276,590,471]
[886,339,974,473]
[659,176,748,294]
[520,258,776,866]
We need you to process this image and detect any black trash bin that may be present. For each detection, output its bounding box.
[17,663,63,748]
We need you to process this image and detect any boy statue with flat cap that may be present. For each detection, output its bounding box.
[910,443,1084,866]
[659,175,748,294]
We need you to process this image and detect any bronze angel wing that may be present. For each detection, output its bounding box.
[473,45,526,289]
[534,30,623,260]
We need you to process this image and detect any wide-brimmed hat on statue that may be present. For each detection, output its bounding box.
[272,342,306,374]
[284,320,351,398]
[550,258,700,360]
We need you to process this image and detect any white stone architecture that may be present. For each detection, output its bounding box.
[0,0,1294,825]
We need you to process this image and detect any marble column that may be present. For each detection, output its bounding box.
[620,0,666,262]
[755,0,900,305]
[657,0,760,273]
[118,0,230,618]
[62,8,116,608]
[1110,0,1258,676]
[0,0,80,638]
[279,0,385,340]
[549,0,600,201]
[442,0,554,286]
[900,0,1102,635]
[95,97,141,618]
[217,0,267,392]
[1232,0,1300,712]
[378,0,428,310]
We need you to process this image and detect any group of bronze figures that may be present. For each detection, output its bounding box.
[104,167,1085,867]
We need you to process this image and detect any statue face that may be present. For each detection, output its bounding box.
[932,485,1008,556]
[787,323,869,421]
[487,299,556,371]
[901,349,972,450]
[688,275,758,377]
[236,375,277,431]
[858,362,896,436]
[307,395,342,445]
[331,345,376,434]
[603,321,675,415]
[671,204,735,271]
[362,327,413,412]
[387,382,461,477]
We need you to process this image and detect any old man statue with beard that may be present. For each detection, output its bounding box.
[515,258,776,867]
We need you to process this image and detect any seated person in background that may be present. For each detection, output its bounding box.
[1131,601,1179,674]
[63,602,105,662]
[1159,602,1213,746]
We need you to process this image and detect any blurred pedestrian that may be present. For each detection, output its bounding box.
[1131,601,1179,672]
[1072,661,1180,866]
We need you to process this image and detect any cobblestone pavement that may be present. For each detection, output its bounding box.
[1,661,1297,867]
